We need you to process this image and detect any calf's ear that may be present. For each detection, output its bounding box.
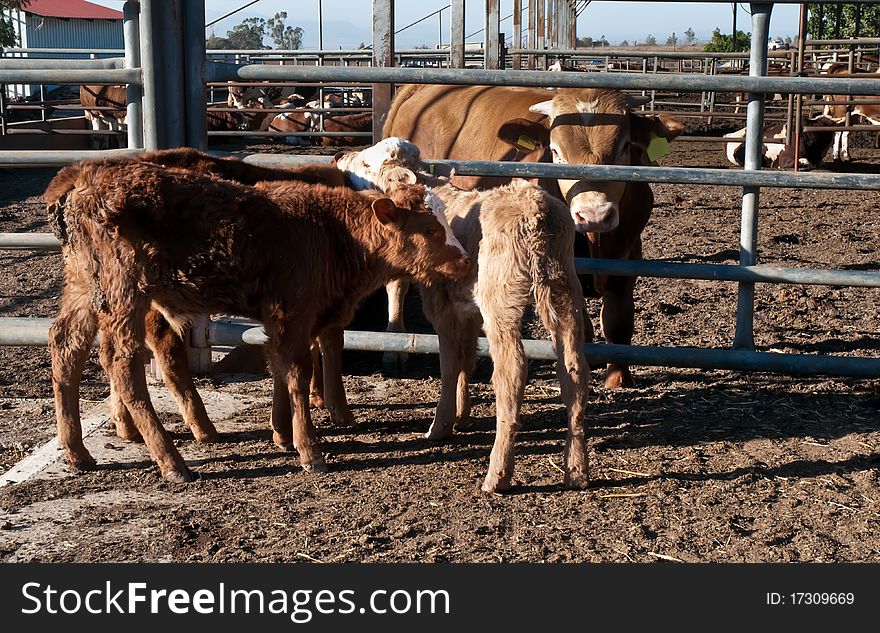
[497,118,551,152]
[372,197,402,226]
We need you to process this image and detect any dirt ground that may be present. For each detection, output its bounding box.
[1,127,879,563]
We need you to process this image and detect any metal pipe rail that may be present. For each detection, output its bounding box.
[4,230,876,291]
[0,149,142,166]
[0,58,126,69]
[235,153,880,192]
[0,68,142,85]
[2,318,878,379]
[205,64,880,97]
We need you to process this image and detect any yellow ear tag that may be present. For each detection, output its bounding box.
[428,163,435,174]
[517,135,537,151]
[646,134,671,162]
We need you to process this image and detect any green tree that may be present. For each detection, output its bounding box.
[620,39,629,47]
[226,16,268,49]
[666,32,678,47]
[206,32,235,49]
[703,27,751,53]
[0,0,29,47]
[266,11,303,50]
[644,34,657,46]
[808,3,880,39]
[684,27,696,45]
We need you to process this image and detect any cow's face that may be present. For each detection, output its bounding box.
[499,89,683,233]
[334,137,422,191]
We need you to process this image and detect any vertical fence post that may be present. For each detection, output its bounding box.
[372,0,394,144]
[536,0,545,69]
[450,0,465,69]
[183,0,206,150]
[123,0,143,149]
[485,0,500,70]
[732,3,772,351]
[140,0,185,149]
[527,0,536,70]
[139,0,159,150]
[512,0,522,70]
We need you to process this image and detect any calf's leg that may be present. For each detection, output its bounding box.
[266,323,326,471]
[382,278,410,375]
[144,309,218,442]
[100,307,193,483]
[309,341,324,408]
[318,327,355,426]
[50,268,99,470]
[600,271,637,389]
[535,275,590,490]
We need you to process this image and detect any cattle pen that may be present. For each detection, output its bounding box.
[0,0,879,568]
[1,0,879,379]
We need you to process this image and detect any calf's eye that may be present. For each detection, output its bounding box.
[426,228,437,236]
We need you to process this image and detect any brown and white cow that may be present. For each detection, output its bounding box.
[79,84,127,148]
[48,158,470,482]
[384,85,683,388]
[822,63,880,162]
[226,82,318,109]
[723,115,837,170]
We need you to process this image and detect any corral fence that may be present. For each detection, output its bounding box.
[1,0,879,380]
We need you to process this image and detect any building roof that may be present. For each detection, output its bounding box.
[22,0,123,20]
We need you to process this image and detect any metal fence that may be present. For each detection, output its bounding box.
[1,0,879,379]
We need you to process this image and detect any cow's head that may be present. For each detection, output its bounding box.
[498,88,683,233]
[334,137,422,191]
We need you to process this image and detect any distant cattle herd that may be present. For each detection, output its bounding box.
[51,69,878,491]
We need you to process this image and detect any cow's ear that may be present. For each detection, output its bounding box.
[630,112,685,147]
[497,118,551,151]
[372,197,402,226]
[527,100,555,117]
[625,94,652,110]
[332,151,346,164]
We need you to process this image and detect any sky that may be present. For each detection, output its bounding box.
[92,1,803,49]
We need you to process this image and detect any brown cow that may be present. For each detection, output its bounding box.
[319,112,373,146]
[79,84,127,148]
[822,62,880,161]
[384,85,684,388]
[48,159,470,482]
[336,140,589,492]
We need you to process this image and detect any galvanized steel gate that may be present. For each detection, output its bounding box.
[1,0,879,379]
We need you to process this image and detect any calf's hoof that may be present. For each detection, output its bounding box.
[328,407,355,427]
[301,458,328,473]
[68,452,97,472]
[163,467,194,484]
[192,427,220,443]
[424,421,454,441]
[604,366,635,389]
[564,470,590,490]
[274,438,295,452]
[113,419,143,443]
[382,351,409,377]
[481,472,513,494]
[453,416,473,432]
[309,393,325,409]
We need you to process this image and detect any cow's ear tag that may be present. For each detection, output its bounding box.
[428,163,435,174]
[646,134,671,162]
[517,135,537,151]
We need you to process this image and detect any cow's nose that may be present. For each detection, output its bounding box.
[571,200,619,234]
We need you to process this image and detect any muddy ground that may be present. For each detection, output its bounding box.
[1,128,879,563]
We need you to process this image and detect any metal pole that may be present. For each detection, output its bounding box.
[183,0,206,150]
[123,1,144,149]
[513,0,522,69]
[792,3,807,172]
[371,0,394,143]
[732,3,771,351]
[731,2,737,53]
[527,0,536,69]
[450,0,465,69]
[536,0,545,68]
[485,0,500,70]
[318,0,323,55]
[139,0,159,150]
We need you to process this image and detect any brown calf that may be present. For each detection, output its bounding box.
[49,159,469,482]
[318,112,373,146]
[46,148,350,446]
[79,84,127,148]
